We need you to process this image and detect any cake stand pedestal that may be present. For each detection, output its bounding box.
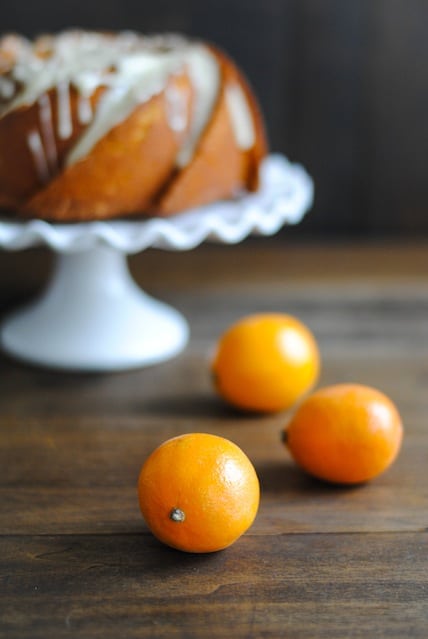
[0,154,313,371]
[1,246,189,370]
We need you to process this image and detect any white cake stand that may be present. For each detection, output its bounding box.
[0,154,313,371]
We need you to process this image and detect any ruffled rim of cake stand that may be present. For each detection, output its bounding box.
[0,154,313,254]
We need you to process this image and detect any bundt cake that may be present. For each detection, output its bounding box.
[0,30,267,221]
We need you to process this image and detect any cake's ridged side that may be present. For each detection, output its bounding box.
[151,46,268,217]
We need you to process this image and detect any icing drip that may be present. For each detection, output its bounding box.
[225,83,255,150]
[56,81,73,139]
[38,93,58,174]
[77,93,92,124]
[0,76,15,99]
[27,130,50,183]
[176,46,220,167]
[165,84,189,133]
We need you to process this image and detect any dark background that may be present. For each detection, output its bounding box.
[2,1,427,237]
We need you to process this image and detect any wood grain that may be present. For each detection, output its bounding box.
[1,533,427,638]
[0,241,427,637]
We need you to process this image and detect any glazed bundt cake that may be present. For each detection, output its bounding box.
[0,30,267,221]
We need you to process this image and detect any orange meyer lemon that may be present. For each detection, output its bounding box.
[284,383,403,484]
[138,433,260,553]
[212,313,320,412]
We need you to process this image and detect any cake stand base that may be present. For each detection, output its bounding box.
[1,245,189,371]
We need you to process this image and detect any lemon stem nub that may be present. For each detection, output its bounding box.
[170,507,186,523]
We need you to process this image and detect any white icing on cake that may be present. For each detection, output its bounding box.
[175,45,220,167]
[37,93,58,174]
[0,76,15,99]
[225,83,256,150]
[56,80,73,139]
[27,130,50,183]
[165,83,189,133]
[0,31,256,183]
[77,93,93,124]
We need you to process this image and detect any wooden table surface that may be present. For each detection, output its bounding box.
[1,239,427,638]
